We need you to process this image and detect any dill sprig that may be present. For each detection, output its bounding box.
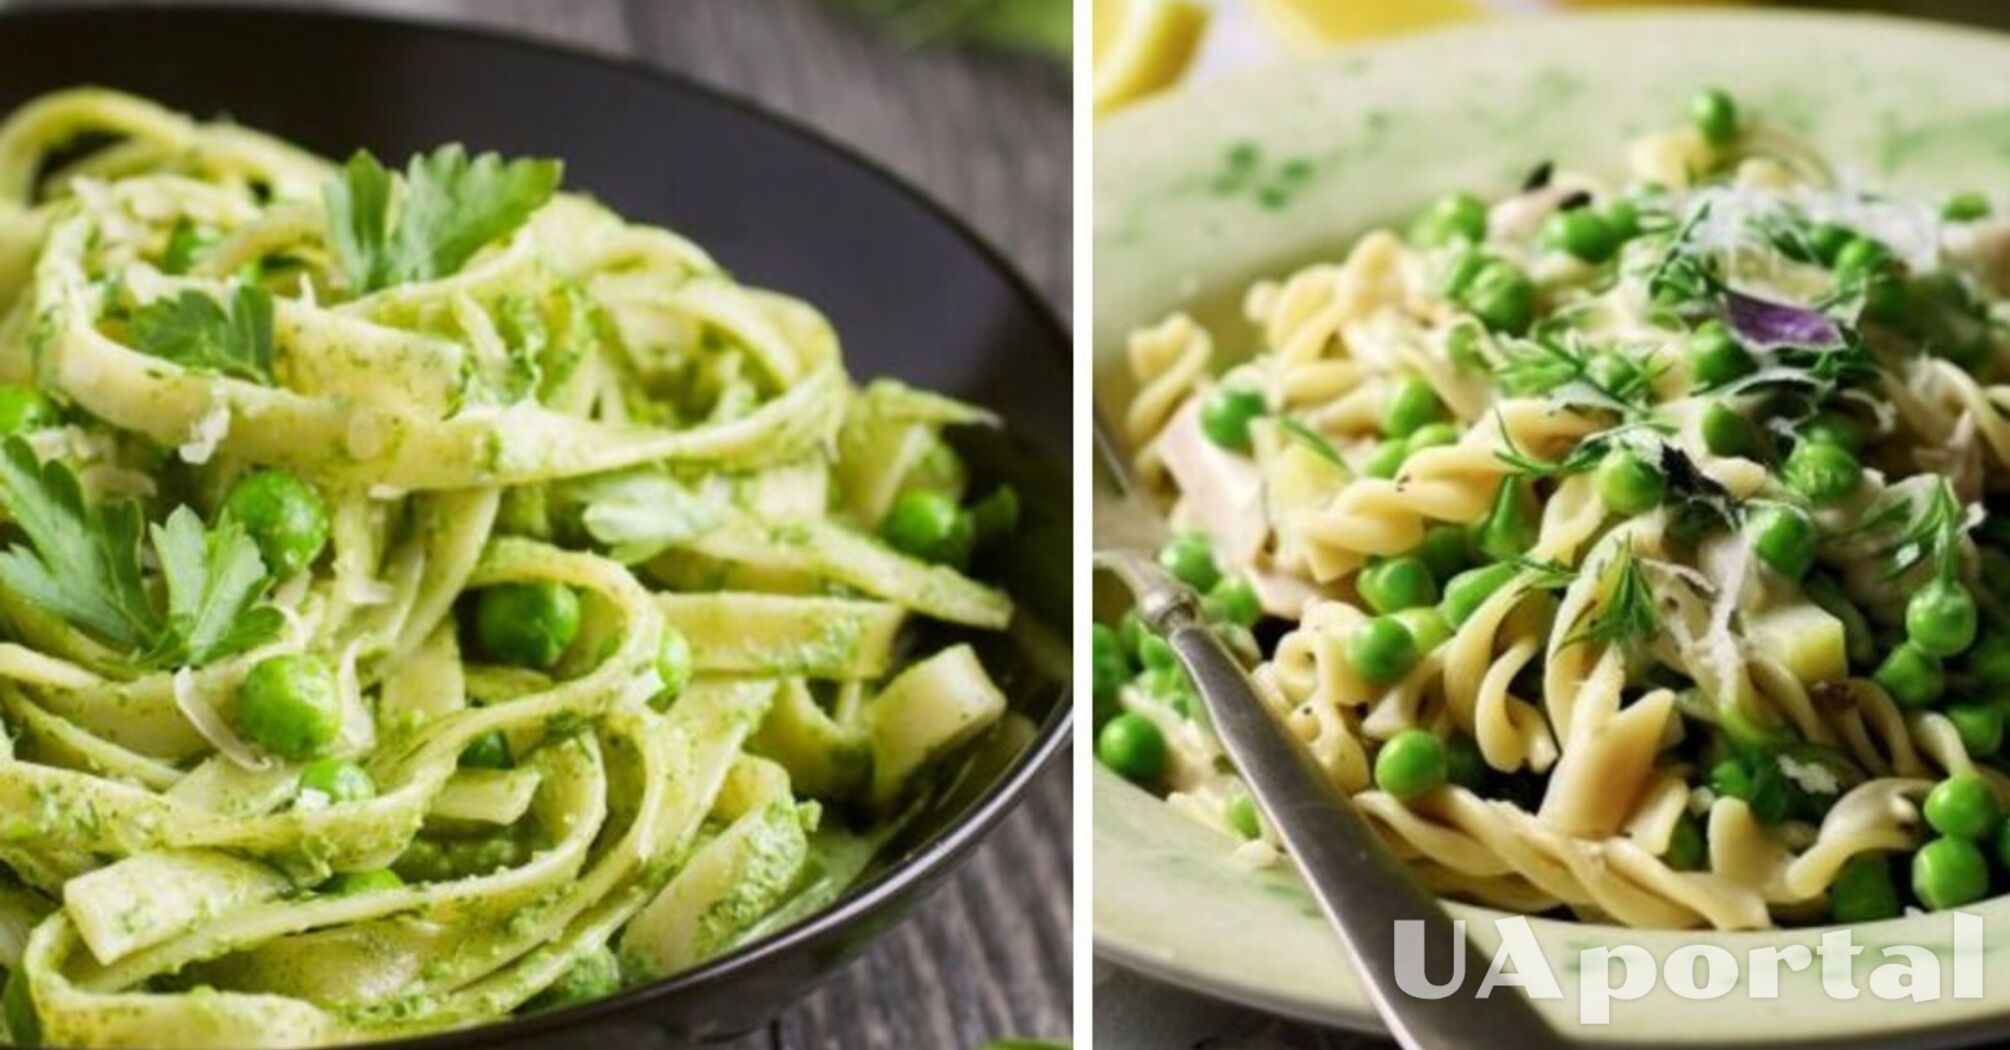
[1881,480,1967,580]
[1509,556,1578,590]
[1563,543,1660,650]
[1493,416,1671,480]
[1276,416,1353,476]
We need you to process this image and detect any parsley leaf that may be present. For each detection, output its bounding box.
[326,146,563,293]
[130,285,275,384]
[0,439,281,668]
[0,439,158,651]
[150,507,283,667]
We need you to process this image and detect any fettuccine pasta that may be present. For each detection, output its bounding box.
[0,88,1024,1046]
[1097,88,2010,931]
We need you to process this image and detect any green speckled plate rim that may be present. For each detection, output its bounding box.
[1094,9,2010,1046]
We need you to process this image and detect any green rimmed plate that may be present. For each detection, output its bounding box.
[1094,10,2010,1046]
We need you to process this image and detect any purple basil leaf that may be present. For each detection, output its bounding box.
[1723,290,1842,351]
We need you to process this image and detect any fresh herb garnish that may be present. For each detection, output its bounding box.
[0,439,280,667]
[1563,543,1660,650]
[1645,201,1720,308]
[130,285,275,384]
[1879,479,1967,580]
[325,145,562,294]
[1494,416,1669,479]
[1277,417,1353,475]
[1509,556,1578,590]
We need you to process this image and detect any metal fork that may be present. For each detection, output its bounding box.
[1092,412,1565,1050]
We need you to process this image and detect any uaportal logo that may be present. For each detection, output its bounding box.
[1391,914,1986,1024]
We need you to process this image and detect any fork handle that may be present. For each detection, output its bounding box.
[1106,550,1562,1050]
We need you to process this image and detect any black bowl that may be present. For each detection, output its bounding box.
[0,6,1073,1047]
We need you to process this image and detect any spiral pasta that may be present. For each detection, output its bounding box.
[1099,88,2010,931]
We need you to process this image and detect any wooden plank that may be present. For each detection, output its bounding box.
[623,0,1072,314]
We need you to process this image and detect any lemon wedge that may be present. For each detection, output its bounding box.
[1244,0,1481,51]
[1092,0,1210,117]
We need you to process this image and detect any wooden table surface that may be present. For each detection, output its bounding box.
[6,1,1074,1047]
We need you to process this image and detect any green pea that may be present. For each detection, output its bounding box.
[1384,377,1444,439]
[1226,792,1262,840]
[1402,422,1455,456]
[1445,734,1487,791]
[474,582,583,670]
[1374,729,1448,800]
[1091,623,1131,725]
[327,868,404,895]
[653,625,693,708]
[1349,616,1420,685]
[5,964,40,1048]
[1907,579,1978,658]
[1541,207,1619,263]
[0,386,56,437]
[1944,191,1992,222]
[1358,556,1438,614]
[1362,440,1408,480]
[1948,703,2005,758]
[1138,633,1176,672]
[1809,222,1856,265]
[236,655,341,761]
[1393,607,1452,654]
[1689,87,1738,145]
[1874,643,1944,709]
[1833,236,1890,281]
[1586,353,1640,397]
[881,489,975,568]
[1997,818,2010,872]
[1967,631,2010,687]
[1924,775,2001,840]
[970,485,1021,540]
[1696,402,1760,454]
[1913,835,1991,910]
[1201,387,1267,452]
[1441,563,1519,627]
[1686,322,1754,389]
[221,469,331,578]
[1801,412,1866,455]
[1603,197,1642,241]
[459,730,513,770]
[1157,533,1221,592]
[1781,441,1862,506]
[298,757,374,804]
[1415,524,1472,581]
[1441,250,1487,297]
[1664,815,1707,872]
[1862,273,1910,327]
[1097,712,1168,784]
[1476,478,1537,561]
[1456,259,1536,336]
[1708,757,1791,825]
[1206,576,1262,628]
[1829,854,1900,923]
[534,946,623,1010]
[1595,450,1665,517]
[1409,191,1489,247]
[1118,611,1149,664]
[1747,503,1817,581]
